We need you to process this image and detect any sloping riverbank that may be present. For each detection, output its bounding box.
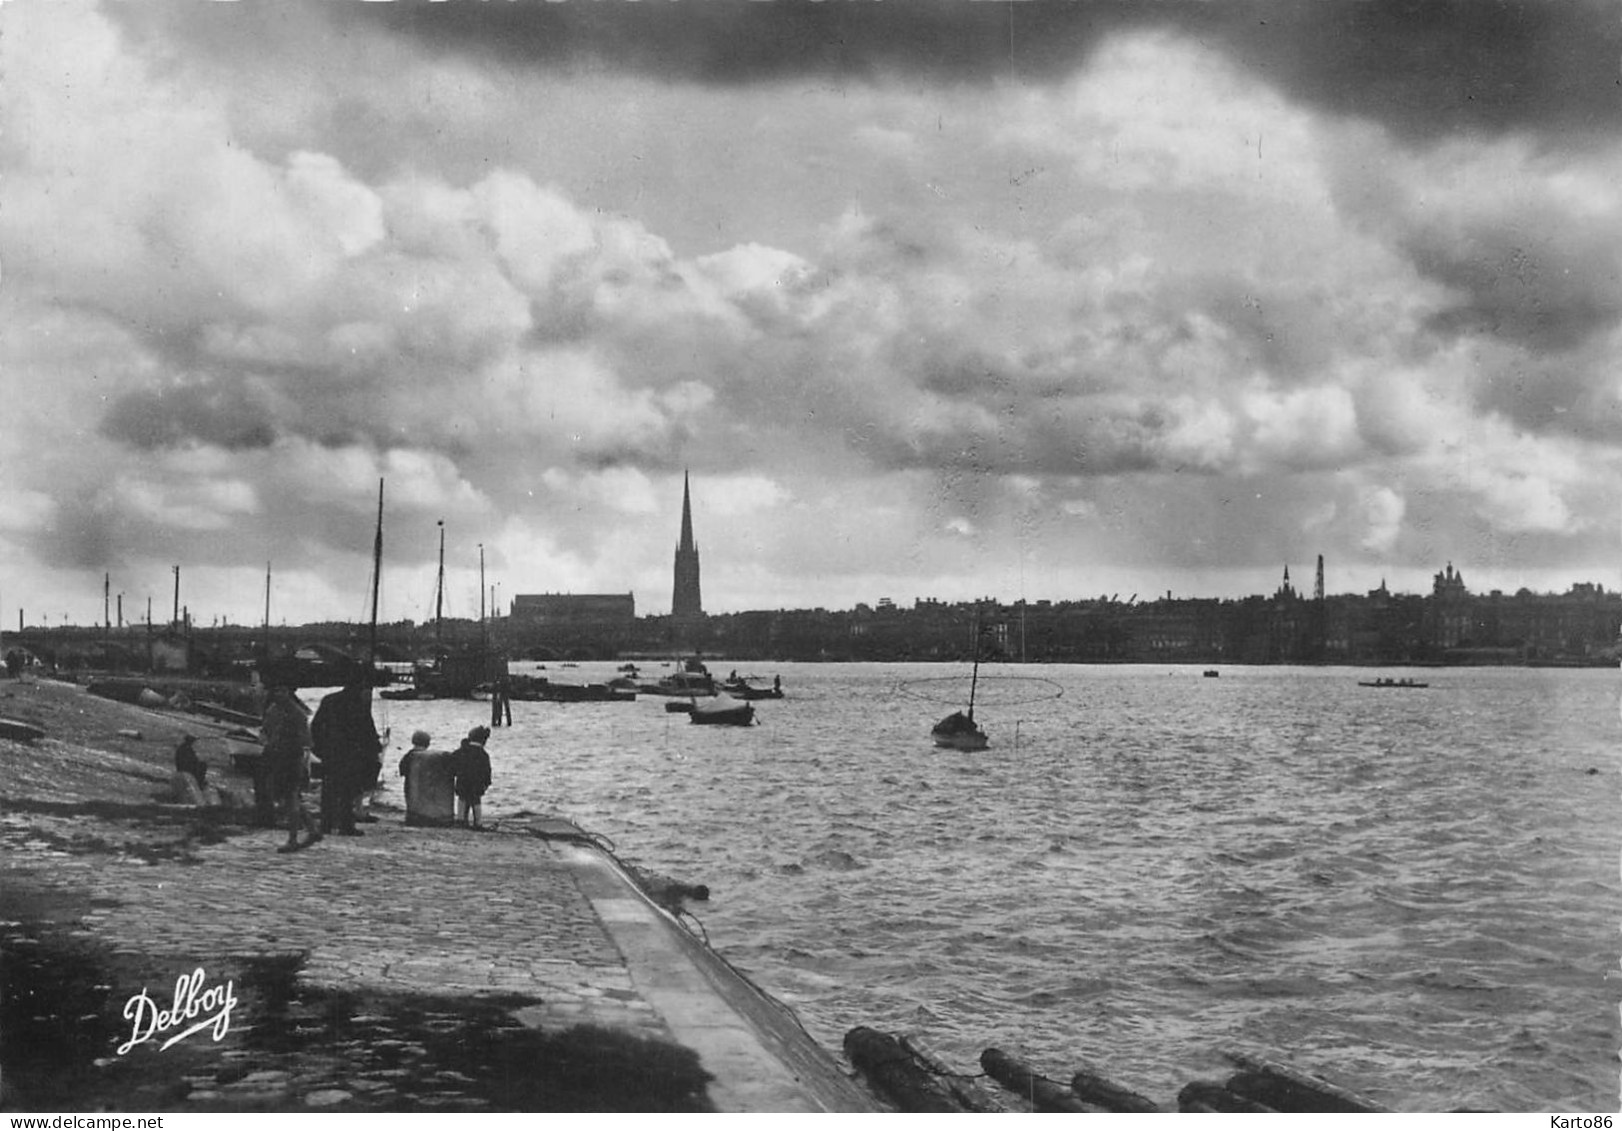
[0,677,872,1113]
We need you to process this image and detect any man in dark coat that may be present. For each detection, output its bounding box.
[310,675,382,837]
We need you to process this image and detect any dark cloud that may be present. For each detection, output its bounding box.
[101,382,279,452]
[335,0,1622,142]
[1202,0,1622,144]
[1469,342,1622,442]
[1413,227,1622,352]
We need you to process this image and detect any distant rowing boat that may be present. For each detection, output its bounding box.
[1357,677,1429,689]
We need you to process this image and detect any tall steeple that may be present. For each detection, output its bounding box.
[672,471,703,618]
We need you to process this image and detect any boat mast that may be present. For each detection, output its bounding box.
[262,562,271,663]
[967,610,981,721]
[434,519,445,644]
[478,542,487,657]
[368,478,383,668]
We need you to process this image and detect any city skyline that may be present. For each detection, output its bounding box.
[8,553,1617,634]
[4,2,1620,628]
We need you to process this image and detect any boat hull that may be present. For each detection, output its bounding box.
[690,708,754,726]
[721,684,784,700]
[932,730,988,751]
[690,698,755,726]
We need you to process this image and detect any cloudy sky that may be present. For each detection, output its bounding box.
[4,0,1620,628]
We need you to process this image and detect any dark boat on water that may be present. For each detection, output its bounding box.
[689,694,755,726]
[1358,677,1429,688]
[510,677,635,703]
[720,675,784,700]
[933,618,989,751]
[639,670,717,697]
[931,708,988,751]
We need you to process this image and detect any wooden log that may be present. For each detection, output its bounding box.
[979,1047,1095,1112]
[1221,1051,1390,1113]
[1178,1080,1278,1113]
[897,1035,1005,1113]
[844,1027,963,1113]
[1071,1065,1163,1113]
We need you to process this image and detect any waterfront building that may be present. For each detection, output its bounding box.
[509,593,637,627]
[507,593,637,658]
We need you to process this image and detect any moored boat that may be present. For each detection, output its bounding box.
[536,681,636,703]
[639,670,717,697]
[721,676,785,700]
[689,694,755,726]
[933,613,989,750]
[931,709,988,751]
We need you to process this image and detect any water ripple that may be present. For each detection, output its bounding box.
[373,662,1619,1111]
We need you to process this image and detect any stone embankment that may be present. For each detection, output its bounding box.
[0,676,876,1113]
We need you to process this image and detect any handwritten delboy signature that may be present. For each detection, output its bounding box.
[117,967,238,1054]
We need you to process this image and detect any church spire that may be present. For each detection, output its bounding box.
[679,470,696,555]
[672,470,703,619]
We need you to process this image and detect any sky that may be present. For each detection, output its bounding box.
[3,0,1620,628]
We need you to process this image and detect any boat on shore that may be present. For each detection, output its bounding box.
[0,716,45,743]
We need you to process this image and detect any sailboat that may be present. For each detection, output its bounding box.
[255,480,386,690]
[389,524,507,699]
[931,618,989,751]
[382,519,446,701]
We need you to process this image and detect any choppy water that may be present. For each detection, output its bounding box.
[367,663,1619,1112]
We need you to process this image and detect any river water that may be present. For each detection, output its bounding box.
[365,662,1619,1112]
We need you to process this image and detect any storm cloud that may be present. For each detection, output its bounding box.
[3,0,1618,625]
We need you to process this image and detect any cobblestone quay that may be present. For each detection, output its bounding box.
[0,677,876,1113]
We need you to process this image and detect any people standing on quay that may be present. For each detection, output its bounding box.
[262,685,319,854]
[399,729,456,827]
[310,673,382,837]
[453,725,493,829]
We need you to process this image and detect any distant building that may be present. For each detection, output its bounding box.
[672,471,703,619]
[510,594,636,626]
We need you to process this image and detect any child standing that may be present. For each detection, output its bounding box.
[453,725,493,829]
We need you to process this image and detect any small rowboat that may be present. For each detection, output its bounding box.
[689,695,755,726]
